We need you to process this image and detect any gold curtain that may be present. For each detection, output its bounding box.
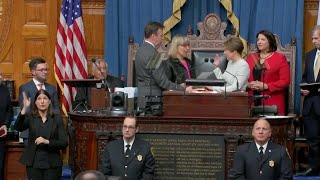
[163,0,187,45]
[219,0,248,56]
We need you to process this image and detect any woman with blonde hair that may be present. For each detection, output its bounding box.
[165,34,196,85]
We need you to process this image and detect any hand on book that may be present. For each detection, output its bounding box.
[300,89,310,96]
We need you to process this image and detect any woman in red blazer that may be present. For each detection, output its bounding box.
[246,30,290,115]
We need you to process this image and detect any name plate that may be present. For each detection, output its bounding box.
[137,133,225,180]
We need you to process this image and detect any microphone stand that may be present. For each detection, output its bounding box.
[92,58,110,114]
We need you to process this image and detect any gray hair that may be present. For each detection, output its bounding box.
[92,59,108,71]
[74,170,105,180]
[311,25,320,37]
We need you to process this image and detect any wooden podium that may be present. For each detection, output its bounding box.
[163,91,250,117]
[62,79,110,111]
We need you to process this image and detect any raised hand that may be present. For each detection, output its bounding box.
[213,54,220,67]
[21,91,31,115]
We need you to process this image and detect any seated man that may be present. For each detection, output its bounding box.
[229,118,292,180]
[73,59,124,111]
[100,116,155,180]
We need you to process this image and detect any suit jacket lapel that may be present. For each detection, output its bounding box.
[119,140,126,164]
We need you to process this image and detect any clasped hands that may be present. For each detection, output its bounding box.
[248,81,268,91]
[35,136,49,145]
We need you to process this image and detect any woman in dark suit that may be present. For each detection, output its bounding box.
[0,72,13,180]
[14,89,68,180]
[246,30,290,115]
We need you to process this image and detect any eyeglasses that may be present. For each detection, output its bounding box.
[123,125,136,130]
[179,44,190,48]
[35,68,49,72]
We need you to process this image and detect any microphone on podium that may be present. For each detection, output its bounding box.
[92,58,110,92]
[175,58,209,89]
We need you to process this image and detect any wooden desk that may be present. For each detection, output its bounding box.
[4,141,26,180]
[68,113,293,178]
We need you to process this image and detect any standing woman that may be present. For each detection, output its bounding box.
[0,71,13,180]
[246,30,290,115]
[14,89,68,180]
[165,34,196,85]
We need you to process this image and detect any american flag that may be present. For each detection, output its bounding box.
[54,0,88,116]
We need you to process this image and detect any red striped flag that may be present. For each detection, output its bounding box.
[54,0,88,116]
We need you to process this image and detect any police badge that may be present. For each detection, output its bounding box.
[269,160,274,167]
[137,155,143,161]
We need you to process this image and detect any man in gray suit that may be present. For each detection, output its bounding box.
[18,57,60,144]
[135,22,185,112]
[229,118,292,180]
[100,116,155,180]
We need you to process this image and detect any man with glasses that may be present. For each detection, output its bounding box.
[229,118,292,180]
[100,116,155,180]
[18,57,60,144]
[73,59,123,111]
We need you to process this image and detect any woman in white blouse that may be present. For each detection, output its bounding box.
[207,37,250,92]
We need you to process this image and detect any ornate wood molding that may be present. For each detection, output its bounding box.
[305,0,319,10]
[0,0,12,53]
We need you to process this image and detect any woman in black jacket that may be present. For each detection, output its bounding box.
[165,35,196,85]
[14,89,68,180]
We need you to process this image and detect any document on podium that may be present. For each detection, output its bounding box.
[300,82,320,93]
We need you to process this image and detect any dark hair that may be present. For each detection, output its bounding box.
[256,30,277,53]
[224,37,244,55]
[144,21,164,39]
[29,57,46,70]
[74,170,105,180]
[124,115,138,127]
[32,89,53,117]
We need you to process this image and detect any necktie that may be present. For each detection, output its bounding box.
[315,53,320,81]
[259,146,264,159]
[125,144,131,158]
[38,83,43,90]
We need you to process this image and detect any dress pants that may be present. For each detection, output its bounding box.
[26,166,62,180]
[303,112,320,168]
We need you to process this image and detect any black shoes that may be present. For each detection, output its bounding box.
[295,168,320,176]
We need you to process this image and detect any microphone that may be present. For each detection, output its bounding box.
[224,70,239,91]
[92,58,110,93]
[175,58,209,89]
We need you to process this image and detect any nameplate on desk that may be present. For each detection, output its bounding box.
[136,133,225,180]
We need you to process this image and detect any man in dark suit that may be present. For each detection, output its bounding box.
[299,25,320,176]
[0,71,13,180]
[18,57,60,144]
[100,116,155,180]
[229,118,292,180]
[73,59,124,111]
[135,22,185,111]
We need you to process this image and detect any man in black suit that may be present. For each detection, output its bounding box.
[135,22,185,111]
[0,71,13,180]
[18,57,60,144]
[73,59,124,111]
[100,116,155,180]
[229,118,292,180]
[299,25,320,176]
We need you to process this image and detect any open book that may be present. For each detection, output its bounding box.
[300,82,320,93]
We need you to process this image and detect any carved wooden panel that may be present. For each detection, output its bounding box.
[24,0,47,25]
[68,114,292,178]
[304,0,318,53]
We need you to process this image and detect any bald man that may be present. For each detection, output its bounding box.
[229,118,292,180]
